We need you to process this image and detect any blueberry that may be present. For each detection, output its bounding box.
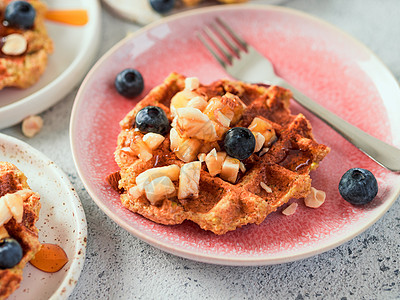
[339,168,378,205]
[135,106,170,135]
[224,127,256,160]
[4,1,36,29]
[149,0,175,13]
[115,69,144,98]
[0,238,23,269]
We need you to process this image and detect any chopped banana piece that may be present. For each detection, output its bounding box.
[142,133,165,150]
[145,176,176,205]
[170,89,199,117]
[220,156,240,183]
[128,185,144,199]
[0,196,12,226]
[0,189,31,225]
[184,77,200,90]
[205,149,227,176]
[186,96,208,111]
[175,107,218,141]
[248,117,276,146]
[197,153,206,162]
[253,132,266,152]
[0,226,9,240]
[178,161,201,199]
[170,128,202,162]
[130,136,153,162]
[136,165,180,191]
[239,161,246,173]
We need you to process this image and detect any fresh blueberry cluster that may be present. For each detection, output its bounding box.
[4,1,36,29]
[0,238,23,269]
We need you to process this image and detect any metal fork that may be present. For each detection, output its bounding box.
[198,17,400,172]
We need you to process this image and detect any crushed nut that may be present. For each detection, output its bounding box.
[304,187,326,208]
[22,115,43,138]
[106,171,122,193]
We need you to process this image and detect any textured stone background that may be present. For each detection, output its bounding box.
[2,0,400,299]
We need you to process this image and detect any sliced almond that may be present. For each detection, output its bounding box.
[205,149,227,176]
[2,33,27,56]
[136,165,180,192]
[220,156,240,183]
[142,133,165,150]
[304,187,326,208]
[260,182,272,193]
[282,203,298,216]
[178,161,201,199]
[144,176,176,205]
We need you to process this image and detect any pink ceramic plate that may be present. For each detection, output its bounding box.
[70,5,400,265]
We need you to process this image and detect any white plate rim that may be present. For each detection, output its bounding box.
[70,4,400,266]
[0,0,101,129]
[0,133,87,298]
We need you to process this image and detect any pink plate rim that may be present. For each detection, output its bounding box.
[70,4,400,266]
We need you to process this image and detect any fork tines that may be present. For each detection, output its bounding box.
[197,17,249,67]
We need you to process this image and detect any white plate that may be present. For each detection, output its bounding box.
[0,133,87,300]
[0,0,101,129]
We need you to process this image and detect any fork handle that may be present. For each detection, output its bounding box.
[276,79,400,172]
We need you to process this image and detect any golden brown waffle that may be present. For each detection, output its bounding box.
[0,0,53,89]
[113,72,330,234]
[0,162,41,300]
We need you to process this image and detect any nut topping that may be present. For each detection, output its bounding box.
[1,33,27,56]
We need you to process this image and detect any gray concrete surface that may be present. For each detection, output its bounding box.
[2,0,400,299]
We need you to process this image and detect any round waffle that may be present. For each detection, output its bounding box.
[111,72,330,235]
